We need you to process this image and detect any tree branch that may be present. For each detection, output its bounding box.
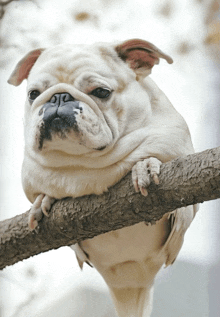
[0,147,220,270]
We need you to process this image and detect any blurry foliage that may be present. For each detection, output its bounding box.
[205,0,220,24]
[204,0,220,60]
[206,20,220,44]
[0,0,18,19]
[0,0,39,19]
[158,1,174,18]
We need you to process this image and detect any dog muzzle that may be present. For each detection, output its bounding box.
[39,92,82,132]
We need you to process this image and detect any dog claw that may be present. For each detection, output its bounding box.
[133,179,139,192]
[42,196,55,217]
[42,208,49,217]
[152,173,160,185]
[29,216,39,230]
[140,187,148,196]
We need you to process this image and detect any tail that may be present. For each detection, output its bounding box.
[109,286,154,317]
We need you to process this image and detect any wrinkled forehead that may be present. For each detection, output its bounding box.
[29,43,126,84]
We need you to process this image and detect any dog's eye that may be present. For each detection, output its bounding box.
[28,90,41,101]
[90,88,111,99]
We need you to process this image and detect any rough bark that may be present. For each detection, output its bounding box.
[0,146,220,270]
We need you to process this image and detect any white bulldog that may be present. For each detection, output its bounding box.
[8,39,197,317]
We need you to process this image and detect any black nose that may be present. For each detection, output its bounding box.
[49,93,75,105]
[39,92,82,123]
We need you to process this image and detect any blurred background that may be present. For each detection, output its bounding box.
[0,0,219,316]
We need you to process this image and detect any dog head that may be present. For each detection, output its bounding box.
[8,39,173,160]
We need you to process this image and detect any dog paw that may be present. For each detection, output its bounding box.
[132,157,162,196]
[28,194,55,230]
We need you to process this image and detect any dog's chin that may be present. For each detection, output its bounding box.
[37,117,75,150]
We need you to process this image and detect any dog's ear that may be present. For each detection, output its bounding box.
[8,48,44,86]
[115,39,173,77]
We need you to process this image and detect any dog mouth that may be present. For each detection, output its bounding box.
[95,145,107,151]
[48,116,78,131]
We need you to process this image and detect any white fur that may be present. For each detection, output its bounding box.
[8,41,197,316]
